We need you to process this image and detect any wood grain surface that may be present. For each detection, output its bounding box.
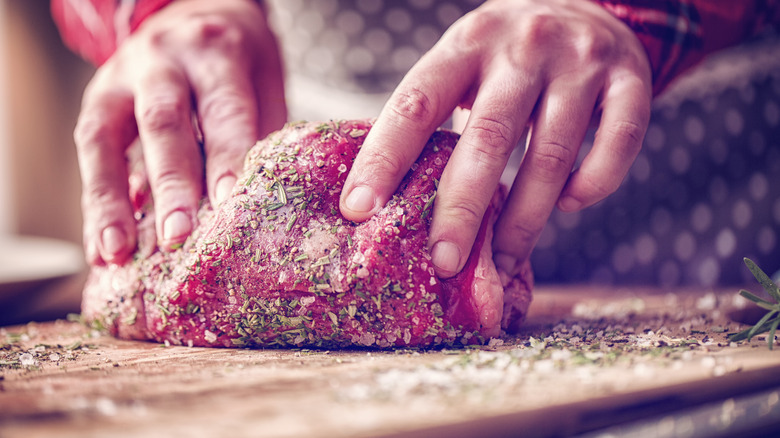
[2,286,780,438]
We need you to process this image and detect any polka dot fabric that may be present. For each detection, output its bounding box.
[268,0,482,93]
[533,37,780,287]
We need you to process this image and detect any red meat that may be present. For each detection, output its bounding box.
[82,120,533,348]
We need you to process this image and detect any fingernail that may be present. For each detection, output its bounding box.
[101,226,126,257]
[345,186,376,213]
[494,252,517,275]
[215,175,236,205]
[558,196,581,211]
[432,240,461,275]
[163,210,192,243]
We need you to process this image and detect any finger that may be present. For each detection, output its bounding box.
[74,78,138,265]
[339,50,478,221]
[189,56,259,206]
[187,25,287,207]
[134,63,203,250]
[557,72,651,211]
[493,79,600,272]
[428,72,540,277]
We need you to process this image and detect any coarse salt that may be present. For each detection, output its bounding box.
[356,267,369,278]
[19,353,36,367]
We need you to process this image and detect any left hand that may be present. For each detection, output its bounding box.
[338,0,652,278]
[73,0,286,265]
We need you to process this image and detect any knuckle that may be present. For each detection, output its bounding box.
[439,193,486,230]
[200,91,253,125]
[610,119,647,148]
[145,27,170,50]
[528,139,575,181]
[519,13,562,46]
[150,166,188,192]
[73,116,110,150]
[596,119,647,160]
[517,14,617,67]
[467,116,516,166]
[185,15,244,51]
[500,217,543,249]
[572,26,614,63]
[147,170,194,205]
[387,87,436,126]
[139,100,187,134]
[81,180,122,211]
[361,147,408,181]
[449,9,503,48]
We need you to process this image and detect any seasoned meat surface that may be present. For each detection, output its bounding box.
[82,120,533,348]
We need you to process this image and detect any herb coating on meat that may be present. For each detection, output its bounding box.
[82,120,533,348]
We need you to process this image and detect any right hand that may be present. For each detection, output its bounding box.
[75,0,286,265]
[339,0,652,279]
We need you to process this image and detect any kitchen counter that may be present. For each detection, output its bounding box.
[2,285,780,437]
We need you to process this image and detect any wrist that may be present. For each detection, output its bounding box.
[589,0,704,95]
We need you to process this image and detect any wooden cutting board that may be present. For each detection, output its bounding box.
[2,285,780,438]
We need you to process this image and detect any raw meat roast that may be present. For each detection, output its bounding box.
[82,120,533,348]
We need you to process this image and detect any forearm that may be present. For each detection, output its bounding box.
[592,0,780,94]
[51,0,175,65]
[50,0,267,66]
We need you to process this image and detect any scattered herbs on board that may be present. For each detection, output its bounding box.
[728,257,780,349]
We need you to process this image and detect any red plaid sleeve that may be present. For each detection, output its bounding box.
[592,0,780,95]
[50,0,174,66]
[53,0,780,90]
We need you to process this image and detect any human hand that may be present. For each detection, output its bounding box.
[339,0,651,278]
[75,0,286,265]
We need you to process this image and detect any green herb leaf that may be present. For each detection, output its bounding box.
[744,257,780,302]
[738,290,776,308]
[728,258,780,349]
[421,191,436,219]
[748,310,778,340]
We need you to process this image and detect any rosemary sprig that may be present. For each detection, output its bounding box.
[728,258,780,349]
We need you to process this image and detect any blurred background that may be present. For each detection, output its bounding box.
[0,1,92,325]
[0,1,89,241]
